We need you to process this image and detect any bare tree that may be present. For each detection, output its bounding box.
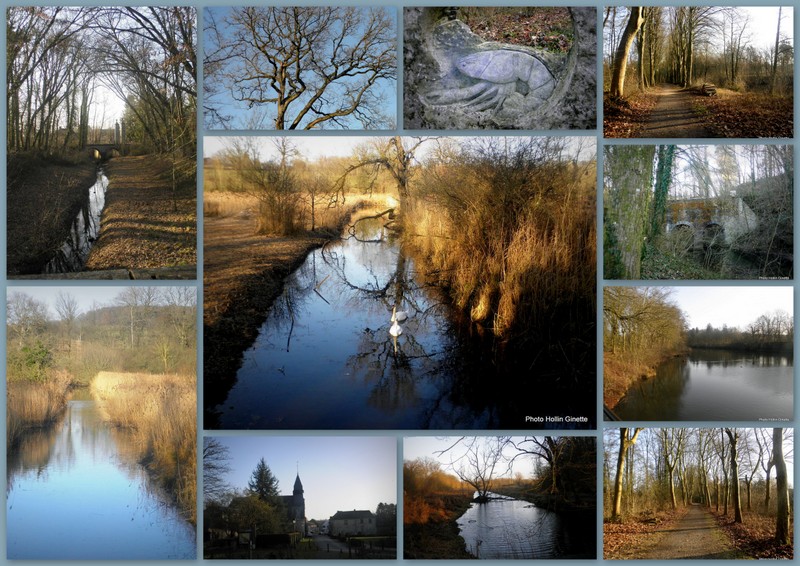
[609,7,645,98]
[439,437,505,502]
[769,7,782,94]
[54,291,80,353]
[7,292,50,345]
[205,6,396,130]
[336,137,430,212]
[773,428,789,544]
[724,428,743,523]
[611,427,643,520]
[754,428,775,511]
[203,437,232,503]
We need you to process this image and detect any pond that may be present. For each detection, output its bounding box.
[211,219,593,430]
[456,492,588,559]
[614,348,793,421]
[7,396,196,559]
[44,170,108,273]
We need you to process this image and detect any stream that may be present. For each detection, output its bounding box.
[456,492,588,559]
[7,395,196,559]
[44,169,108,273]
[214,219,473,429]
[211,218,594,430]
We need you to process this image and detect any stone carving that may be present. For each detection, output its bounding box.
[404,7,597,130]
[422,49,556,113]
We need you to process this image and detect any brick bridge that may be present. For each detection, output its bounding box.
[666,195,757,249]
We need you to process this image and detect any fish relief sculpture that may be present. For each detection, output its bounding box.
[422,49,556,113]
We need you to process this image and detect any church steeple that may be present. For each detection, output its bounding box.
[293,472,304,496]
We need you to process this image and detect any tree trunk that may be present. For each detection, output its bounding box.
[773,428,789,544]
[612,428,642,520]
[770,7,782,94]
[649,145,675,241]
[636,15,646,91]
[610,8,645,98]
[725,429,742,523]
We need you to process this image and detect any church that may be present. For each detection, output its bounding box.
[279,473,306,535]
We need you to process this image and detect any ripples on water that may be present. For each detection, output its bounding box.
[456,492,564,559]
[7,399,196,559]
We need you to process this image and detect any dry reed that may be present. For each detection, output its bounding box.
[406,167,595,341]
[205,188,395,236]
[90,371,197,524]
[6,370,71,448]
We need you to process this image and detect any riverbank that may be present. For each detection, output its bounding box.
[91,371,196,524]
[203,199,388,425]
[7,153,97,275]
[85,156,196,275]
[404,494,474,559]
[6,370,72,449]
[604,349,687,409]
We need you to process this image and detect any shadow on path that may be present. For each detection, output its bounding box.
[641,84,719,138]
[638,504,741,560]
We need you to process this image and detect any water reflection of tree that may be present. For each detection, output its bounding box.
[320,222,459,412]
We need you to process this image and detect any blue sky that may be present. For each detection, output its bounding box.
[6,286,195,319]
[203,6,398,130]
[205,436,396,520]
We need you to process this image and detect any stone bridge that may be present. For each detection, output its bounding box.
[666,196,757,249]
[88,143,122,160]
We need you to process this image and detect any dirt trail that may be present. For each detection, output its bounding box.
[85,155,196,274]
[637,505,740,559]
[641,84,717,138]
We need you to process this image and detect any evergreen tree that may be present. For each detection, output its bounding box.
[248,457,280,502]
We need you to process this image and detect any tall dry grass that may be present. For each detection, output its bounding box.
[91,371,196,524]
[205,188,395,236]
[204,190,259,218]
[7,370,71,449]
[407,163,596,342]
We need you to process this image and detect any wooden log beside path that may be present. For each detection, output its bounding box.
[701,83,717,96]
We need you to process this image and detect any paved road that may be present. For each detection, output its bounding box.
[641,84,717,138]
[637,505,740,559]
[313,535,352,556]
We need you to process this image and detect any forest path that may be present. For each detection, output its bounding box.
[85,155,196,272]
[641,84,717,138]
[637,504,741,559]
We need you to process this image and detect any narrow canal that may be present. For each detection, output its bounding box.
[7,394,196,559]
[213,219,470,429]
[44,169,108,273]
[212,218,593,430]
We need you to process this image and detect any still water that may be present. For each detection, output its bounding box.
[214,220,475,429]
[212,219,594,430]
[44,170,108,273]
[614,349,793,421]
[7,398,196,559]
[456,493,568,559]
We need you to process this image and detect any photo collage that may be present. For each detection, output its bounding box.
[4,3,795,563]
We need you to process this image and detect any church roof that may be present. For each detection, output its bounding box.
[293,473,303,492]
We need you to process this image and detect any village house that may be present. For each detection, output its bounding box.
[328,510,377,537]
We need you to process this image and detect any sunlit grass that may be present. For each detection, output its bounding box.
[205,187,397,235]
[6,370,71,448]
[407,165,595,341]
[91,371,196,524]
